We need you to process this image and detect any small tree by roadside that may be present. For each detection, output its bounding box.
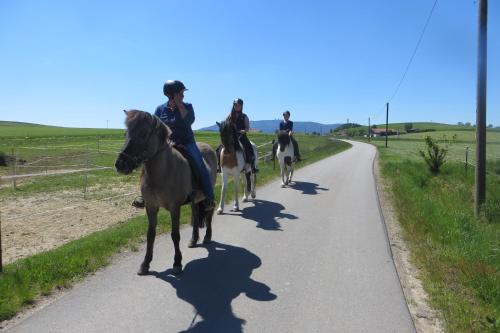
[419,136,448,174]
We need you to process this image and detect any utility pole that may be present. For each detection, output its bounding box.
[106,120,109,129]
[475,0,488,216]
[368,117,371,142]
[385,103,389,148]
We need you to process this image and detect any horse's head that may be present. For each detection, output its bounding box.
[277,130,291,152]
[115,109,171,175]
[217,120,239,153]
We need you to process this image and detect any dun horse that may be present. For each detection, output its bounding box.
[276,130,295,187]
[216,121,257,214]
[115,110,217,275]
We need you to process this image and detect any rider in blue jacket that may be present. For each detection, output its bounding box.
[157,80,215,207]
[133,80,215,209]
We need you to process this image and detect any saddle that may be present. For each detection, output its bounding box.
[172,144,205,205]
[216,141,247,173]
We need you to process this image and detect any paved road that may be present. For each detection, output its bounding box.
[6,141,415,333]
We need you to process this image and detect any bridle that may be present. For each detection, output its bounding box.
[118,122,168,167]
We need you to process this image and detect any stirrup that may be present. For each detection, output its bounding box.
[132,196,145,209]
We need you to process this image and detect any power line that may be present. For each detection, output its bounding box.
[388,0,439,102]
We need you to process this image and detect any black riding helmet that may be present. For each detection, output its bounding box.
[233,98,244,106]
[163,80,188,97]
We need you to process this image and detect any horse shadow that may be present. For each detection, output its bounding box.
[237,199,298,231]
[288,181,329,195]
[151,242,276,333]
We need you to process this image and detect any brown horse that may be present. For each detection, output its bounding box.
[115,110,217,275]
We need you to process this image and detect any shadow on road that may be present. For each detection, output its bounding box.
[151,242,276,333]
[288,181,329,195]
[239,199,298,231]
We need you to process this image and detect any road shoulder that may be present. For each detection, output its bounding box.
[373,152,445,333]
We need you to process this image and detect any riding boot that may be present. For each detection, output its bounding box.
[251,157,259,173]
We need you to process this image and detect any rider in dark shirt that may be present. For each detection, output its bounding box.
[132,80,215,209]
[279,110,301,161]
[226,98,258,172]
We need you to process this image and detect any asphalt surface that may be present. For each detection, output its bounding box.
[6,141,415,333]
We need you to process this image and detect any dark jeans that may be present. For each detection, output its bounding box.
[239,134,254,163]
[184,143,214,200]
[291,136,300,157]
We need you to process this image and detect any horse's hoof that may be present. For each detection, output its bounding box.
[216,208,223,215]
[137,266,149,276]
[232,207,239,212]
[281,183,286,188]
[203,237,212,245]
[251,192,256,199]
[171,266,183,275]
[188,239,198,248]
[242,197,248,203]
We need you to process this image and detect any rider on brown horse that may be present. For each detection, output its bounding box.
[226,98,258,173]
[133,80,215,210]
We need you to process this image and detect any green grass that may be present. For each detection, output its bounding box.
[370,134,500,332]
[0,121,124,138]
[0,130,351,321]
[334,121,500,137]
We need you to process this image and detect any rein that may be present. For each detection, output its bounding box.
[119,122,168,167]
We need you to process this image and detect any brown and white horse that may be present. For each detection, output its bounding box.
[216,121,257,214]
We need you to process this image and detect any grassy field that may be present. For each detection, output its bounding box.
[364,128,500,333]
[0,123,351,321]
[0,121,124,138]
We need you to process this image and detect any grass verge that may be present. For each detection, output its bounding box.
[375,140,500,333]
[0,138,351,321]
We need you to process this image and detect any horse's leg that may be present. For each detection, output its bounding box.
[251,171,257,198]
[170,206,183,274]
[203,205,213,244]
[290,166,294,183]
[280,162,286,187]
[217,171,228,214]
[188,202,200,248]
[242,171,250,202]
[138,205,159,275]
[233,171,240,211]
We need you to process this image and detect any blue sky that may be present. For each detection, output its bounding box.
[0,0,498,129]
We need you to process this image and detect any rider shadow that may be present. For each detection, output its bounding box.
[239,199,298,231]
[288,181,329,195]
[151,242,276,333]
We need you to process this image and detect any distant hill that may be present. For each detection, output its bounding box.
[199,120,341,134]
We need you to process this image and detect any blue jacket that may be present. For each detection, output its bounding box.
[279,120,293,133]
[154,102,195,144]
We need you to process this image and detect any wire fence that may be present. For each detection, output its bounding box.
[0,136,281,270]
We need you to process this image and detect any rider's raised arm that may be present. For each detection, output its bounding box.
[180,103,195,126]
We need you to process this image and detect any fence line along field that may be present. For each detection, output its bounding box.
[1,121,342,266]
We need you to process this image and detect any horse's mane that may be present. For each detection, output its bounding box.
[277,130,291,147]
[219,120,242,151]
[125,109,172,143]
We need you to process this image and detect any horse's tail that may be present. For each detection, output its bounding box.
[196,199,215,229]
